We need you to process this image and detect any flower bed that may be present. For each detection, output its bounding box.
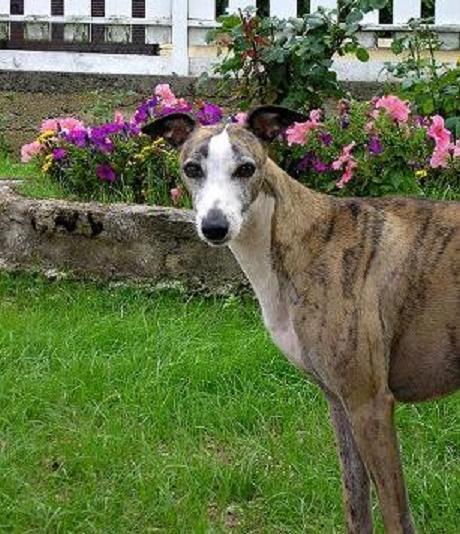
[280,96,460,197]
[20,85,460,205]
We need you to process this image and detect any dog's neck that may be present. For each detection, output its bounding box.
[230,158,328,264]
[229,158,328,370]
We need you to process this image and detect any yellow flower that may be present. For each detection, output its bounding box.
[415,169,428,178]
[41,154,54,173]
[37,131,55,144]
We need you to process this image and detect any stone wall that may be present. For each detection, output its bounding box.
[0,185,246,293]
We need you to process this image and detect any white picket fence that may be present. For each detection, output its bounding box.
[0,0,458,80]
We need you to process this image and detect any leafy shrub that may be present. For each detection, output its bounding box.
[385,19,460,136]
[273,96,460,197]
[206,0,388,110]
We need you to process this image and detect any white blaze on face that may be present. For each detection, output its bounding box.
[195,128,244,242]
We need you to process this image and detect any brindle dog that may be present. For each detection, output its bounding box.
[143,106,460,533]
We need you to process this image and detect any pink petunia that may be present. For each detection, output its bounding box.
[309,109,322,122]
[40,118,60,133]
[428,115,451,149]
[332,142,356,170]
[336,160,358,189]
[59,117,85,132]
[234,112,248,125]
[286,121,317,146]
[430,147,451,169]
[155,83,177,106]
[114,111,125,125]
[21,141,42,162]
[170,186,183,205]
[375,95,410,123]
[428,116,454,169]
[285,109,322,146]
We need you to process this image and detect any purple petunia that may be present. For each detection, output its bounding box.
[341,117,350,129]
[132,97,161,126]
[133,102,150,125]
[319,132,333,147]
[311,158,329,173]
[89,126,117,153]
[96,163,117,183]
[368,136,383,155]
[52,147,67,161]
[297,153,313,171]
[297,152,329,173]
[196,103,223,126]
[64,127,87,148]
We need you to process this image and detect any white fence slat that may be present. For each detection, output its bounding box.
[362,10,379,24]
[189,0,215,20]
[270,0,297,18]
[0,0,9,16]
[228,1,256,13]
[0,50,170,75]
[172,0,188,75]
[24,0,50,16]
[310,0,338,13]
[435,0,460,24]
[66,0,92,18]
[393,0,421,24]
[146,0,171,18]
[105,0,132,19]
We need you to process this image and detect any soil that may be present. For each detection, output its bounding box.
[0,71,385,158]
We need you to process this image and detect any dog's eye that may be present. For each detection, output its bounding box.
[183,162,204,179]
[234,163,256,178]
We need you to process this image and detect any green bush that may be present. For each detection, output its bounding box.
[206,0,388,110]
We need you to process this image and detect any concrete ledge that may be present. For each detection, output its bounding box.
[0,186,246,293]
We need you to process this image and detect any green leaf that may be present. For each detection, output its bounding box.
[445,117,460,140]
[346,9,364,25]
[369,0,389,9]
[356,47,370,62]
[401,78,415,90]
[420,97,435,116]
[391,40,404,55]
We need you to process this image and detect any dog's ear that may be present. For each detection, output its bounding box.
[246,106,309,142]
[142,113,197,148]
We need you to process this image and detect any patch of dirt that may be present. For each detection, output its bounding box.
[0,90,143,159]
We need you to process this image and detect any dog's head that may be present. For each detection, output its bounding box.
[142,106,307,246]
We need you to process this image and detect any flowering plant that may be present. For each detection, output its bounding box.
[21,87,459,204]
[20,84,225,207]
[278,96,460,197]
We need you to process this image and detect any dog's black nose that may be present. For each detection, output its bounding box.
[201,209,229,242]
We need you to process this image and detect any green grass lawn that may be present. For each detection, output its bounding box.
[0,274,458,532]
[0,156,37,180]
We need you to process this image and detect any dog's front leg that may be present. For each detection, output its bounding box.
[344,389,415,534]
[327,394,373,534]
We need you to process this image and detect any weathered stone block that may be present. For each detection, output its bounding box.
[0,186,246,293]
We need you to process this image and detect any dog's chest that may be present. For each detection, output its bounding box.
[262,299,305,370]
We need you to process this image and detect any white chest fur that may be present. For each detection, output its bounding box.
[229,194,305,370]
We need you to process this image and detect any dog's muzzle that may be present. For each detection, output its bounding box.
[201,208,230,244]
